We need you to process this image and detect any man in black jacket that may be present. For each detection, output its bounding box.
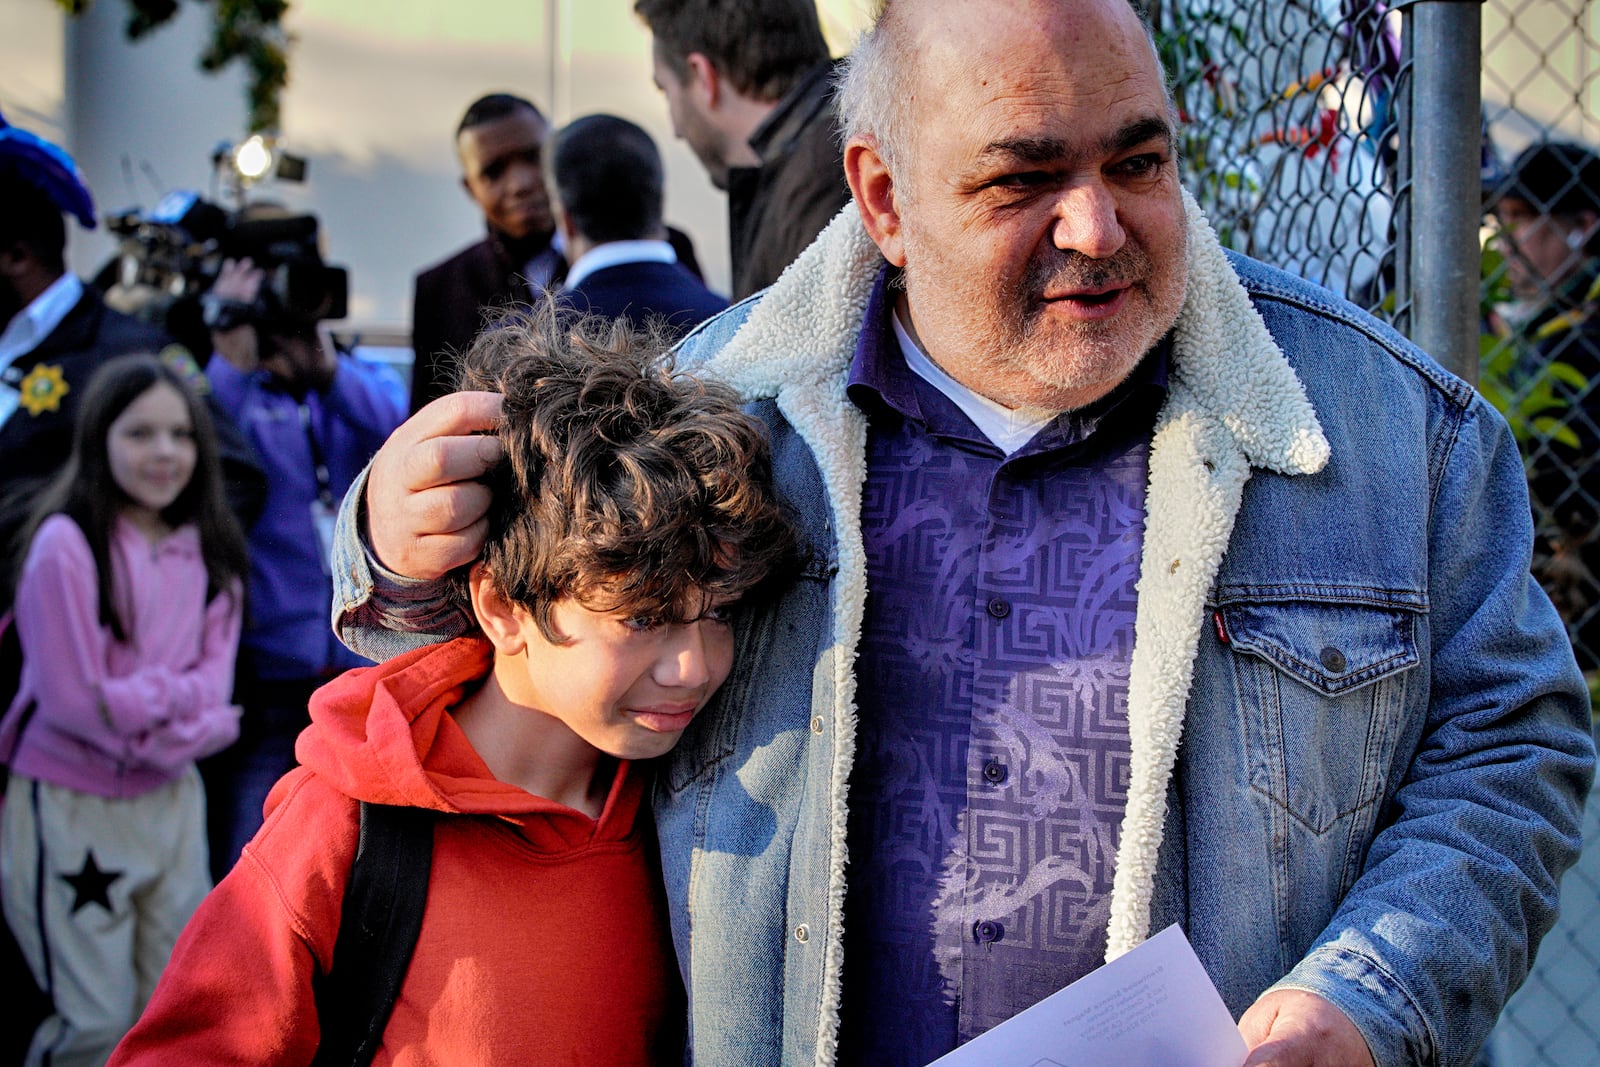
[635,0,852,300]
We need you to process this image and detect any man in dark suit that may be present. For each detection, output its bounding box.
[410,94,561,414]
[550,115,727,334]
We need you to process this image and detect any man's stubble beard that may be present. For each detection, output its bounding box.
[901,237,1188,411]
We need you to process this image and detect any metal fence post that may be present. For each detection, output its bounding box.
[1404,0,1485,384]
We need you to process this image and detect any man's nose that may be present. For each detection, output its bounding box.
[507,160,541,193]
[1050,181,1127,259]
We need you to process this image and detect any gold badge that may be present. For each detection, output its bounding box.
[18,364,70,416]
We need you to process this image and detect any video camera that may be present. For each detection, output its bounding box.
[103,189,348,356]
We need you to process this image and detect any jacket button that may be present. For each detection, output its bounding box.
[986,597,1011,619]
[973,920,1003,944]
[1319,646,1348,673]
[794,924,810,943]
[981,758,1008,785]
[810,716,825,735]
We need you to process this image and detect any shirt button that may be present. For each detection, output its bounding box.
[973,920,1004,944]
[1319,646,1348,673]
[810,716,825,735]
[986,597,1011,619]
[981,758,1008,785]
[794,924,810,943]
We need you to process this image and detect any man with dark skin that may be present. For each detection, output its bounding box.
[411,95,706,412]
[409,95,559,414]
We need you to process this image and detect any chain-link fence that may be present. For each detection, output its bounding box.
[1145,1,1599,1063]
[1481,5,1600,1064]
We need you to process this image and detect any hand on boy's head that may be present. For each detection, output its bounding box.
[366,391,505,579]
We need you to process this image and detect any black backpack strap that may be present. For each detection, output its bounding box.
[310,801,435,1067]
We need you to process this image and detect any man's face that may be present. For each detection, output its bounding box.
[457,108,555,242]
[870,0,1188,411]
[652,42,731,190]
[1495,197,1589,304]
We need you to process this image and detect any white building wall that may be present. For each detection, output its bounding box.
[1,0,874,335]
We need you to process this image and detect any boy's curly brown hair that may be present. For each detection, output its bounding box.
[452,304,800,641]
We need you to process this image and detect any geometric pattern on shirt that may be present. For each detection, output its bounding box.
[847,416,1144,1063]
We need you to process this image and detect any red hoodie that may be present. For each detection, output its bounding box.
[110,637,684,1066]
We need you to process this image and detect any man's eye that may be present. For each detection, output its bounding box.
[993,171,1053,190]
[1114,153,1165,177]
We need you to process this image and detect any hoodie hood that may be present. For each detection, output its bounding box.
[295,637,596,819]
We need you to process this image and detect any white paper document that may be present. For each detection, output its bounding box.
[927,925,1248,1067]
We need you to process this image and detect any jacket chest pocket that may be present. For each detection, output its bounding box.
[1220,599,1420,837]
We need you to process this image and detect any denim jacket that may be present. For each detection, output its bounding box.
[333,197,1595,1067]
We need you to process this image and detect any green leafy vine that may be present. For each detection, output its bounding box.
[54,0,290,133]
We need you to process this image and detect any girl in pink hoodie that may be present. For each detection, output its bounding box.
[0,353,249,1066]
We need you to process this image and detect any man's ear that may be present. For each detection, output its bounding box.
[845,137,906,267]
[470,563,529,656]
[1574,209,1600,251]
[684,51,721,110]
[548,194,577,248]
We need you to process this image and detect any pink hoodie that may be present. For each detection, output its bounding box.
[0,513,242,797]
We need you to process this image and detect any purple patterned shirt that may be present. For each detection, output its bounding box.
[837,270,1168,1065]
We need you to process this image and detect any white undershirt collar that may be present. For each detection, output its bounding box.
[891,305,1057,456]
[0,272,83,371]
[562,240,677,291]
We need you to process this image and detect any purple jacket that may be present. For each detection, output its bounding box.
[207,355,405,680]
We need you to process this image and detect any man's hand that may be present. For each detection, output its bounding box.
[209,257,264,372]
[1238,990,1374,1067]
[365,391,505,580]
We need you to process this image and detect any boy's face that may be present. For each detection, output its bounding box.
[501,595,736,760]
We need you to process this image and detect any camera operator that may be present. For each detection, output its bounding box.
[203,249,404,874]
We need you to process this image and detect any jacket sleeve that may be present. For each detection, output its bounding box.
[330,464,473,663]
[1269,394,1596,1067]
[107,772,349,1067]
[204,351,253,415]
